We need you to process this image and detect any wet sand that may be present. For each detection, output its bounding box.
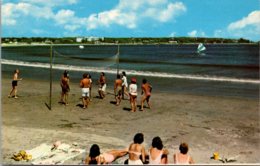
[1,76,260,164]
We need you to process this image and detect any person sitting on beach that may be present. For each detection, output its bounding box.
[114,74,123,106]
[140,78,152,111]
[121,71,129,99]
[98,72,106,99]
[129,77,138,112]
[8,69,22,99]
[173,142,194,164]
[85,144,128,165]
[148,136,169,164]
[60,70,70,105]
[127,133,146,165]
[80,73,91,109]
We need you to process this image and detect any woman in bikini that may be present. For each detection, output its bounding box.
[173,142,194,164]
[85,144,128,165]
[148,136,169,164]
[114,74,123,106]
[128,133,146,165]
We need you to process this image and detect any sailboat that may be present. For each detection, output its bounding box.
[197,43,206,54]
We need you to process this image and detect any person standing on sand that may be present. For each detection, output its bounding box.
[127,133,146,165]
[60,70,70,105]
[140,78,152,111]
[8,69,22,98]
[129,77,138,112]
[173,142,194,164]
[121,71,129,99]
[80,73,91,109]
[114,74,123,106]
[98,72,106,99]
[148,136,169,164]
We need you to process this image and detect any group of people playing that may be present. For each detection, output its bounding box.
[84,133,194,165]
[60,70,153,112]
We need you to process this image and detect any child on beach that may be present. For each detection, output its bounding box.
[173,142,194,164]
[141,78,152,111]
[8,69,22,99]
[114,74,123,106]
[85,144,128,164]
[129,77,138,112]
[98,72,106,99]
[148,136,169,164]
[59,70,70,105]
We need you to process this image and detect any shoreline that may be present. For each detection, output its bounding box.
[1,76,260,164]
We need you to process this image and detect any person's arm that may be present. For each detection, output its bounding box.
[84,156,90,164]
[67,78,70,90]
[114,81,117,94]
[141,85,144,95]
[80,80,83,88]
[173,153,177,164]
[189,156,195,164]
[141,145,146,163]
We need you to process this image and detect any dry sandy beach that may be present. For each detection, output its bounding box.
[1,76,260,164]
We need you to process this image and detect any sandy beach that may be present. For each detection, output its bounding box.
[1,76,260,164]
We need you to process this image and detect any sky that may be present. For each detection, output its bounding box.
[2,0,260,41]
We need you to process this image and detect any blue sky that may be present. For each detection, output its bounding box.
[2,0,260,41]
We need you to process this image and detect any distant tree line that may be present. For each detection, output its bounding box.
[2,37,255,44]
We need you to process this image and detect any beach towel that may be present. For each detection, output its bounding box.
[25,143,85,165]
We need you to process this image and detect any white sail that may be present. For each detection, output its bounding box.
[197,43,206,53]
[79,45,84,49]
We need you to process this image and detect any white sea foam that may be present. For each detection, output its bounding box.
[1,59,260,84]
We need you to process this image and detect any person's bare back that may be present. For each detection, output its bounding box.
[80,78,91,88]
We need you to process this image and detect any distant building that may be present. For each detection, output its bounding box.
[169,40,178,44]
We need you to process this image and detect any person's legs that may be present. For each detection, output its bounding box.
[107,149,128,160]
[146,96,151,109]
[9,86,15,97]
[14,86,18,98]
[140,95,146,111]
[133,96,137,112]
[65,92,69,105]
[130,95,134,112]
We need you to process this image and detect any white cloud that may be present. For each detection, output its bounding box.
[3,0,186,34]
[227,10,260,40]
[188,30,206,37]
[228,11,260,30]
[169,32,177,37]
[86,0,186,30]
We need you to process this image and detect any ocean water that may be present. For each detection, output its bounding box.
[1,44,259,99]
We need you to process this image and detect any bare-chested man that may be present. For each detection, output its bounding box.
[8,69,22,98]
[114,74,123,106]
[60,70,70,105]
[141,78,152,111]
[80,73,91,109]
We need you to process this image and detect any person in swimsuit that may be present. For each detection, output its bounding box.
[129,77,138,112]
[80,73,91,109]
[98,72,106,99]
[85,144,128,165]
[114,74,123,106]
[8,69,22,99]
[173,142,194,164]
[121,71,129,99]
[141,78,152,111]
[148,136,169,164]
[60,70,70,105]
[128,133,146,165]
